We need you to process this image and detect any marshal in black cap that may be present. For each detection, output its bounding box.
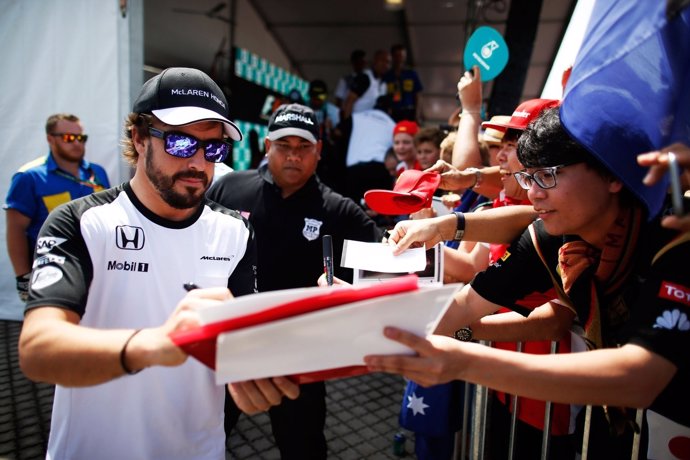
[267,103,320,143]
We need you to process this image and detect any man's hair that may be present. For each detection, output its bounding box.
[439,131,456,162]
[350,49,365,63]
[503,128,521,144]
[478,140,491,167]
[413,127,445,149]
[45,113,80,134]
[518,107,606,174]
[122,113,150,166]
[390,43,406,54]
[519,107,637,207]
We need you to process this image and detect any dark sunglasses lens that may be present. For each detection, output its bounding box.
[204,142,230,163]
[164,133,198,158]
[61,134,88,143]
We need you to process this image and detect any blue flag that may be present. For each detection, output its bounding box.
[560,1,690,218]
[399,380,464,437]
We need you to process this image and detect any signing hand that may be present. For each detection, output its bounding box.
[386,214,455,255]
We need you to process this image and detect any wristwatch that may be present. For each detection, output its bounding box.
[453,212,466,241]
[466,167,482,189]
[454,326,473,342]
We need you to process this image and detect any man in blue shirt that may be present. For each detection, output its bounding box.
[383,44,424,122]
[4,113,110,301]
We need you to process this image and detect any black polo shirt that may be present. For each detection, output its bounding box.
[208,165,383,291]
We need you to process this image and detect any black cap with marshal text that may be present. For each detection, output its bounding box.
[267,103,320,143]
[133,67,242,141]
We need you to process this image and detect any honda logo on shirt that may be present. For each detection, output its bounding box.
[116,225,145,250]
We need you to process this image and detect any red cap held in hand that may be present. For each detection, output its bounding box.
[364,170,441,215]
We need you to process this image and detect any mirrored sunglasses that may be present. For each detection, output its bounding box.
[148,127,231,163]
[514,164,569,190]
[51,133,88,143]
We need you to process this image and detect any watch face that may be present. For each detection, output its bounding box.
[454,327,472,342]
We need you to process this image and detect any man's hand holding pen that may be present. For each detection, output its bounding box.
[174,282,299,413]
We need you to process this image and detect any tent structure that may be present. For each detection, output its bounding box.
[0,0,576,320]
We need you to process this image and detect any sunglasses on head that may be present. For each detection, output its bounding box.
[50,133,88,143]
[148,127,231,163]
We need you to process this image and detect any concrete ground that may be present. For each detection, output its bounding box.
[0,320,416,459]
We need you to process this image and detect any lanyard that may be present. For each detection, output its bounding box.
[53,168,105,191]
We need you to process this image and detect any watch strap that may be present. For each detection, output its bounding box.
[453,212,465,241]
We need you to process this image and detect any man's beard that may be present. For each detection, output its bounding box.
[145,144,209,210]
[53,142,85,164]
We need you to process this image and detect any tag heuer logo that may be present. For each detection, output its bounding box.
[116,225,145,250]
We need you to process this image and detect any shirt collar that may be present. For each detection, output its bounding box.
[46,151,92,173]
[257,163,319,194]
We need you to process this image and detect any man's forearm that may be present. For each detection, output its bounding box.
[20,310,142,386]
[433,205,536,243]
[6,210,33,275]
[459,343,674,408]
[472,304,574,342]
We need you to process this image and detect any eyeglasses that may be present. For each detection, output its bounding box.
[50,133,88,143]
[514,164,570,190]
[148,127,231,163]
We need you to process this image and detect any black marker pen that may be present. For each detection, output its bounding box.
[322,235,334,286]
[183,282,200,292]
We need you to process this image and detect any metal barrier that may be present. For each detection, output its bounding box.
[453,341,644,460]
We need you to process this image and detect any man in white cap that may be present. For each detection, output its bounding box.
[19,67,298,460]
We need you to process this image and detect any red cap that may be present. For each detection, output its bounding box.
[393,120,419,137]
[481,99,560,132]
[364,170,441,215]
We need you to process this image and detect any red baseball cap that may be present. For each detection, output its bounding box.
[481,99,560,132]
[393,120,419,137]
[364,170,441,215]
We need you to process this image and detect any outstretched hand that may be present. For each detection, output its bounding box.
[426,160,477,191]
[385,214,452,255]
[364,327,468,387]
[638,142,690,231]
[457,65,482,112]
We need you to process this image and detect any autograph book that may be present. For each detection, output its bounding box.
[170,275,458,384]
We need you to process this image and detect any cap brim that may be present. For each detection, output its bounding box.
[481,120,524,132]
[267,127,318,143]
[364,190,427,215]
[482,132,503,143]
[153,106,243,141]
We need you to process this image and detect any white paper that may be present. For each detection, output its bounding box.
[341,240,426,273]
[196,286,319,325]
[215,284,460,384]
[431,196,453,216]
